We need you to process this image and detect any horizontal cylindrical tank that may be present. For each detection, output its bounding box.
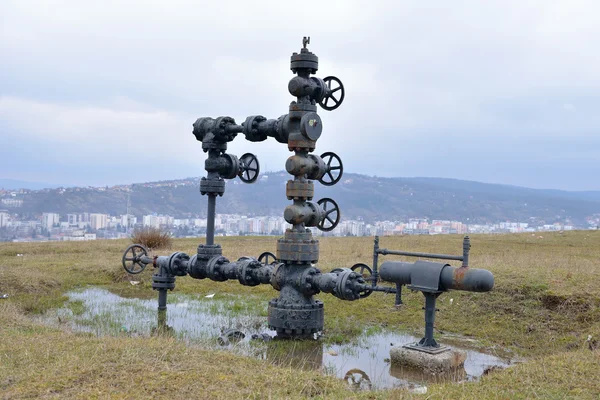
[379,261,494,292]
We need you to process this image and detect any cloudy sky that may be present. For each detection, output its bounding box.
[1,0,599,190]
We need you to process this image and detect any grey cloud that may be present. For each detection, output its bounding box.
[1,0,599,190]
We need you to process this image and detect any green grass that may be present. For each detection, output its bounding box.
[1,231,600,398]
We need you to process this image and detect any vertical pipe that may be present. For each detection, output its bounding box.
[157,309,167,328]
[372,236,379,288]
[422,293,438,347]
[206,194,216,245]
[462,236,470,267]
[156,310,167,333]
[158,289,167,311]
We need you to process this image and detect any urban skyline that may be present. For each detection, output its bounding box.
[2,207,596,244]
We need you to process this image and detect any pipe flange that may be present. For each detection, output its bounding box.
[272,114,289,144]
[168,252,190,276]
[206,256,230,282]
[201,141,228,153]
[333,268,364,301]
[212,116,238,143]
[276,238,319,264]
[289,101,318,114]
[290,50,319,74]
[152,274,176,291]
[299,267,321,295]
[238,259,262,286]
[283,228,314,241]
[270,262,285,291]
[285,180,314,200]
[197,244,223,260]
[243,115,268,142]
[200,178,225,196]
[267,298,324,337]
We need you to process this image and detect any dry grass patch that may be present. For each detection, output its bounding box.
[1,231,599,398]
[130,227,173,250]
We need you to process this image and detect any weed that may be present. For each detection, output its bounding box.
[130,227,172,250]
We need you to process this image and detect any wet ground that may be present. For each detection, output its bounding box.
[41,287,513,391]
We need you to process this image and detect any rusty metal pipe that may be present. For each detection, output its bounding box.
[379,261,494,292]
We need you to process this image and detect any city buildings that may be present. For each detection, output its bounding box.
[1,206,592,243]
[90,213,109,230]
[42,213,60,229]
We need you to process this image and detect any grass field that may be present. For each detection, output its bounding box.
[1,232,599,399]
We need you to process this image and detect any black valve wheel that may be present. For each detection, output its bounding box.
[319,152,343,186]
[351,263,374,298]
[351,263,373,281]
[258,251,277,265]
[238,153,260,183]
[319,76,345,111]
[317,198,340,232]
[122,244,149,275]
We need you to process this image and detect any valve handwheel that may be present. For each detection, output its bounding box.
[122,244,149,275]
[317,198,341,232]
[319,152,343,186]
[319,76,345,111]
[351,263,373,280]
[238,153,260,183]
[258,251,277,265]
[351,263,374,298]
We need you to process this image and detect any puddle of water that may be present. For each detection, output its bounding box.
[41,287,512,391]
[42,287,272,344]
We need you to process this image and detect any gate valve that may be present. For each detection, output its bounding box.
[283,201,323,227]
[204,152,260,183]
[205,153,240,180]
[285,152,343,186]
[287,75,345,112]
[282,197,340,231]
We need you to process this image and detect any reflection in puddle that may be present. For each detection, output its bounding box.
[43,287,512,391]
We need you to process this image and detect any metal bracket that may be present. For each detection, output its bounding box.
[406,261,447,293]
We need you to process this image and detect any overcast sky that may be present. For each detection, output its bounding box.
[1,0,599,190]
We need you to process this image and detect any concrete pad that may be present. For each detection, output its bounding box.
[390,345,467,375]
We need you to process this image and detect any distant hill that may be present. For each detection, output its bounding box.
[0,178,65,190]
[4,173,600,225]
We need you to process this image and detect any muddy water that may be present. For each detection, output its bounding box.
[43,287,512,391]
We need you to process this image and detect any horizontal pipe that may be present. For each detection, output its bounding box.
[378,248,463,261]
[379,261,494,292]
[139,256,154,265]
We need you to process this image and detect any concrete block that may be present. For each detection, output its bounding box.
[390,345,467,375]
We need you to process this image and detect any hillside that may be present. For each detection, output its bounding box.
[3,173,600,225]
